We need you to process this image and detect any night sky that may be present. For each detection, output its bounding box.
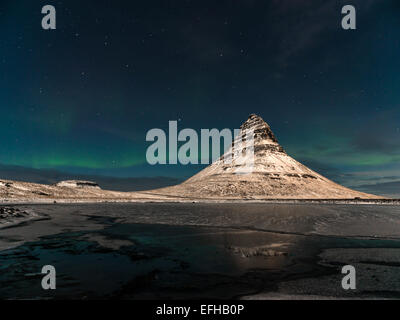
[1,0,400,193]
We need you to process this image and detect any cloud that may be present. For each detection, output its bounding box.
[297,157,400,190]
[352,180,400,199]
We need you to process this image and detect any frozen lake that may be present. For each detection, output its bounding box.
[1,203,400,299]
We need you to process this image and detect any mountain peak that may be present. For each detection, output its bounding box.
[239,114,282,154]
[156,113,381,199]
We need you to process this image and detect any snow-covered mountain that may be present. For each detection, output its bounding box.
[156,114,381,200]
[0,114,383,202]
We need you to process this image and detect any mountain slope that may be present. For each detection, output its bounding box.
[0,114,383,202]
[155,114,382,200]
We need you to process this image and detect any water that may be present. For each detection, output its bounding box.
[2,203,400,299]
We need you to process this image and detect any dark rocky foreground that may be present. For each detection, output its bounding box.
[0,207,30,219]
[0,206,40,229]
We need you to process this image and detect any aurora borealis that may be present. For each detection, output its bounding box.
[1,0,400,194]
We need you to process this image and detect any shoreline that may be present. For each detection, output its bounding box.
[1,198,400,205]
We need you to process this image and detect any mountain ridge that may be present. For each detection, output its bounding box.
[154,114,382,200]
[0,114,384,201]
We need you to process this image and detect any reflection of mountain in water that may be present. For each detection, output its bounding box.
[0,222,307,299]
